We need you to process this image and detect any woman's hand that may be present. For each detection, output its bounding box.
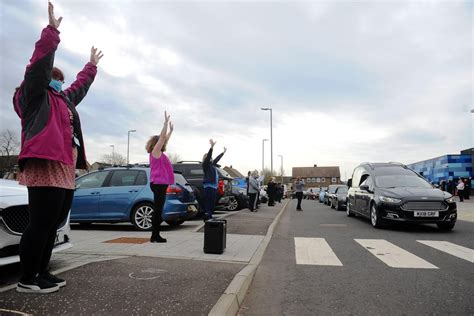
[169,122,174,133]
[48,1,62,29]
[90,46,104,65]
[164,111,170,124]
[223,147,227,153]
[210,139,216,148]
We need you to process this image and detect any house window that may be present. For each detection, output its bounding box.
[321,178,325,183]
[311,178,316,182]
[307,178,313,183]
[331,177,337,183]
[316,178,321,183]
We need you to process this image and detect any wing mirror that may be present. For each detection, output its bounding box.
[347,179,352,187]
[360,184,370,191]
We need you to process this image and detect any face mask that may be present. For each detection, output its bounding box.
[49,79,63,92]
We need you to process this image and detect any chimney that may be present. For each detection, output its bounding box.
[314,164,317,167]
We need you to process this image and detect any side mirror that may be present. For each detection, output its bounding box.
[347,179,352,187]
[360,184,369,191]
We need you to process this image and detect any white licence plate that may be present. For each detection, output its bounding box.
[187,205,197,212]
[414,211,439,217]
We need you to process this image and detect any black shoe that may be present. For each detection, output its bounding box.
[41,272,66,288]
[17,275,60,294]
[150,236,167,243]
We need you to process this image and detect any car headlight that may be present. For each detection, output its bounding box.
[379,196,402,203]
[445,196,456,203]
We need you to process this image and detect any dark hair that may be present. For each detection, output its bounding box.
[51,67,64,81]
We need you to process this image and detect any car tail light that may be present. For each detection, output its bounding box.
[218,180,225,196]
[166,186,182,194]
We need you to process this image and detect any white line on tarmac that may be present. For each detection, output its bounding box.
[417,240,474,263]
[294,237,343,266]
[355,239,438,269]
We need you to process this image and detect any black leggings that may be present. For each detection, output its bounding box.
[19,187,73,280]
[150,184,168,236]
[296,192,303,210]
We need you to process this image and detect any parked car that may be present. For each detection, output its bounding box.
[318,187,328,203]
[327,184,347,208]
[0,179,72,266]
[228,178,249,211]
[332,186,348,211]
[307,188,319,200]
[346,162,457,230]
[71,167,198,230]
[172,161,233,213]
[232,177,248,190]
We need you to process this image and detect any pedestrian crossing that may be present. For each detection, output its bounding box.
[294,237,474,269]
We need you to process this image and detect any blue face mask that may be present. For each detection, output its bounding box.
[49,79,63,92]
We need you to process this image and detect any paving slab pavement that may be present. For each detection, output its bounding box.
[0,203,285,315]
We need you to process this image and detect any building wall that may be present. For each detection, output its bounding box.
[407,154,472,184]
[291,177,341,188]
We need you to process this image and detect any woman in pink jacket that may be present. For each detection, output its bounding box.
[14,2,103,294]
[145,111,174,243]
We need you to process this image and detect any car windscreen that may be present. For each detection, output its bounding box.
[328,186,337,193]
[174,173,188,186]
[375,175,432,188]
[337,187,348,194]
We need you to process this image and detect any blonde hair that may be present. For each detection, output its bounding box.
[146,135,166,153]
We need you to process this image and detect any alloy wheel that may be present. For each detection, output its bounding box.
[227,197,239,211]
[134,205,154,230]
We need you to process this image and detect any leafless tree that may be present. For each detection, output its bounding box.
[167,152,182,164]
[0,129,19,157]
[101,152,127,166]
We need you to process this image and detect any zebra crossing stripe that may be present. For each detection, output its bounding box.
[294,237,343,266]
[417,240,474,263]
[355,239,438,269]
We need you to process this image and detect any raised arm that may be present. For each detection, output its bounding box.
[63,47,102,105]
[213,146,227,165]
[21,2,62,107]
[166,122,173,142]
[151,111,170,158]
[203,139,215,166]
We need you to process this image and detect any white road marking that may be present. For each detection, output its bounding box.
[417,240,474,263]
[355,239,438,269]
[294,237,343,266]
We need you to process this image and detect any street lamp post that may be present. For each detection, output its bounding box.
[127,129,136,165]
[261,107,273,175]
[278,154,283,183]
[110,145,115,165]
[262,139,268,173]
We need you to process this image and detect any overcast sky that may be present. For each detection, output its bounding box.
[0,0,472,180]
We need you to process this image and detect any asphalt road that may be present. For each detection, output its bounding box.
[240,198,474,315]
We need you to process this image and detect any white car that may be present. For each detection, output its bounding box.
[0,179,72,266]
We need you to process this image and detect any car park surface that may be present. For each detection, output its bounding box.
[71,167,198,231]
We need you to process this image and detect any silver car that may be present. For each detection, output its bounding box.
[0,179,72,266]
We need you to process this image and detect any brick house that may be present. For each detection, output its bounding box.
[292,165,341,188]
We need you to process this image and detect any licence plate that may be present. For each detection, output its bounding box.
[414,211,439,217]
[187,205,197,212]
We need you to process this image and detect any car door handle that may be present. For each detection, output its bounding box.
[90,192,100,195]
[128,190,139,193]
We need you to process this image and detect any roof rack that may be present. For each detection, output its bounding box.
[388,161,408,168]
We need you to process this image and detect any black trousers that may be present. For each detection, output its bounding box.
[268,192,275,206]
[19,187,73,280]
[150,184,168,236]
[296,192,303,210]
[458,190,464,202]
[248,193,257,211]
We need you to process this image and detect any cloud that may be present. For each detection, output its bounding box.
[0,0,471,180]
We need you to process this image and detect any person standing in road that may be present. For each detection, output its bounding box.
[146,111,174,243]
[447,179,454,195]
[202,139,227,220]
[294,177,305,210]
[14,2,103,294]
[248,171,260,212]
[267,177,276,206]
[456,178,465,202]
[246,171,251,195]
[464,177,471,200]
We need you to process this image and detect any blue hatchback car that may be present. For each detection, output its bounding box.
[71,167,199,231]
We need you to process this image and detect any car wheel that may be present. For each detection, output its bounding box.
[437,222,455,231]
[131,202,154,231]
[346,202,354,217]
[370,204,383,229]
[227,197,239,211]
[165,219,185,226]
[331,199,336,209]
